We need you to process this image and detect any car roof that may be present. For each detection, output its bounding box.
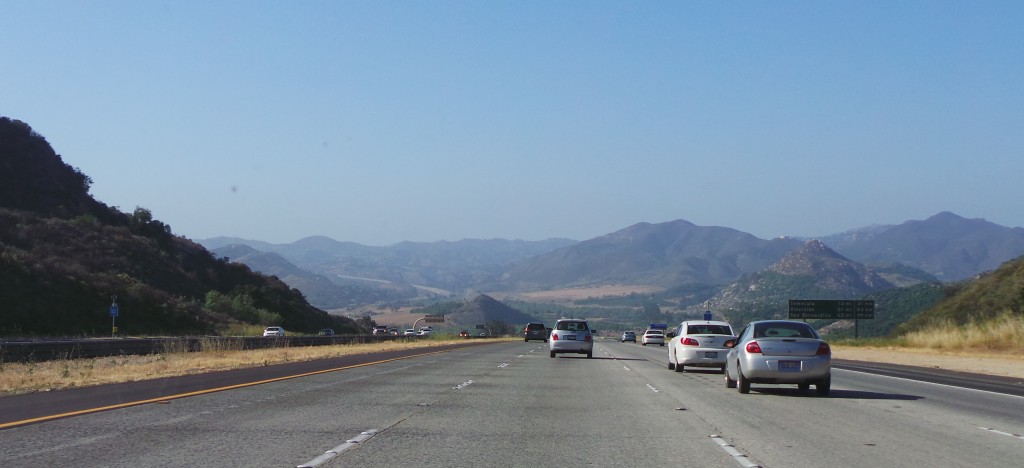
[680,320,732,326]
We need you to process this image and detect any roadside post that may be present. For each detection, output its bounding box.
[109,294,119,338]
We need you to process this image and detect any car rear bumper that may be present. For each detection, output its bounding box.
[740,356,831,383]
[677,347,729,366]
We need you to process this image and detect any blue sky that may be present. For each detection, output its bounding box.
[4,1,1022,245]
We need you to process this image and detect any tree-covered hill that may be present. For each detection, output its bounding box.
[896,255,1024,334]
[0,117,358,336]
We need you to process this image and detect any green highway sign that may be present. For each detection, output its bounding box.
[788,300,875,320]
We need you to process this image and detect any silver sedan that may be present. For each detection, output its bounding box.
[549,319,594,358]
[724,320,831,396]
[666,320,735,373]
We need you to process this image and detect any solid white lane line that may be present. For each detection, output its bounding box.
[298,429,379,468]
[710,434,762,468]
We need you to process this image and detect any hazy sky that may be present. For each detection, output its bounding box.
[4,1,1022,245]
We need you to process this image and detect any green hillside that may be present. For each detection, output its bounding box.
[0,117,358,336]
[896,255,1024,334]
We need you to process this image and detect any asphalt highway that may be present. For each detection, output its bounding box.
[2,340,1022,467]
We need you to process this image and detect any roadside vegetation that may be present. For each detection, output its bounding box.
[0,336,514,396]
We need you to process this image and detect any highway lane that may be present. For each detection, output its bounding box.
[1,340,1022,467]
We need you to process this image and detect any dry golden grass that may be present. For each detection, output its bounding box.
[900,313,1024,351]
[0,338,515,396]
[509,285,665,302]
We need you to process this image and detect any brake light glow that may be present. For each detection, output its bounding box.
[745,341,762,354]
[551,334,558,341]
[816,342,831,356]
[682,338,699,346]
[584,334,592,342]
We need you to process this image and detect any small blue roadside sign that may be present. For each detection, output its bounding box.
[109,305,119,317]
[703,311,713,320]
[649,323,668,330]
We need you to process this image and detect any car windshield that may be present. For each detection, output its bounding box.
[556,321,588,331]
[753,323,817,339]
[687,325,732,335]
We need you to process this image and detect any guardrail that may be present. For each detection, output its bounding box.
[0,335,410,363]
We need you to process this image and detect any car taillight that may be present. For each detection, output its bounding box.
[551,334,558,341]
[584,334,592,342]
[816,342,831,356]
[682,338,699,346]
[745,341,762,354]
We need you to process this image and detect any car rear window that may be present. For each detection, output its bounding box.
[526,323,545,330]
[686,325,733,335]
[556,321,588,331]
[753,323,817,339]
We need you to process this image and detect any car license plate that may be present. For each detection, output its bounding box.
[704,352,717,358]
[564,335,576,340]
[779,360,800,372]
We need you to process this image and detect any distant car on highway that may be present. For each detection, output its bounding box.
[262,326,285,337]
[666,320,734,373]
[549,319,594,358]
[641,329,665,346]
[621,331,636,342]
[523,322,548,342]
[403,329,417,336]
[318,328,335,336]
[459,330,469,337]
[372,325,389,335]
[724,320,832,396]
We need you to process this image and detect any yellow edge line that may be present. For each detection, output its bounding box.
[0,347,456,430]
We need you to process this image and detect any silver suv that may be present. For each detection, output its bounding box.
[549,319,594,359]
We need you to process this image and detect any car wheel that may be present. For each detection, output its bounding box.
[660,343,664,347]
[725,370,737,388]
[524,338,529,342]
[668,360,675,370]
[586,351,593,359]
[642,343,647,346]
[550,351,555,358]
[737,366,750,394]
[674,363,684,373]
[815,375,831,397]
[798,383,810,392]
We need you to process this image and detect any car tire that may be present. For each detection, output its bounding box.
[668,360,675,370]
[660,343,664,347]
[524,338,529,342]
[550,351,555,358]
[725,370,737,388]
[816,375,831,397]
[719,365,727,374]
[737,366,750,394]
[798,383,810,392]
[674,363,684,373]
[586,351,593,359]
[642,343,647,346]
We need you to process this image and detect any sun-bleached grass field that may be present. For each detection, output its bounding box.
[0,337,514,396]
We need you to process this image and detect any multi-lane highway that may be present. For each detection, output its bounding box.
[2,339,1022,467]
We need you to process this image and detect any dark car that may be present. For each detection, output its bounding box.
[318,328,335,336]
[524,322,548,342]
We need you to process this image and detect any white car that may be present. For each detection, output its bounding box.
[262,326,285,337]
[403,329,417,336]
[667,320,735,373]
[549,319,594,358]
[641,329,665,346]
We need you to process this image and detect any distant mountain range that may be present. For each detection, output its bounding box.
[202,212,1024,311]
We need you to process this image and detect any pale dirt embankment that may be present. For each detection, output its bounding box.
[832,346,1024,379]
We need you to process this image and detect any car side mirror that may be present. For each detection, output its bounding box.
[590,330,597,334]
[723,339,737,348]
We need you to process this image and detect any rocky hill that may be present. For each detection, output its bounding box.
[708,240,896,323]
